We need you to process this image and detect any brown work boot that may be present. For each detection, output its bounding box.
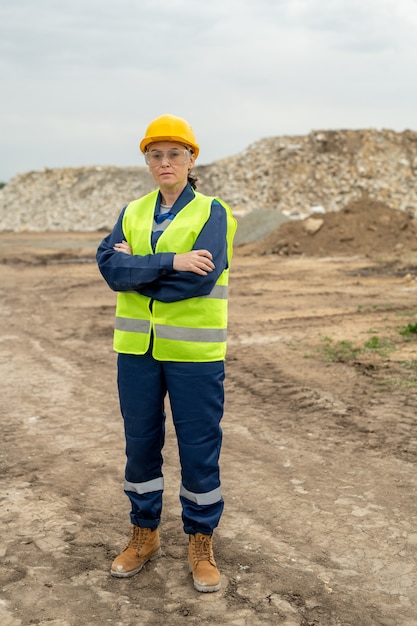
[110,526,161,578]
[188,532,221,592]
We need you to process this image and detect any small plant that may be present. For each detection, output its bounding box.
[318,333,396,363]
[399,323,417,337]
[364,335,393,357]
[364,335,381,349]
[319,337,361,362]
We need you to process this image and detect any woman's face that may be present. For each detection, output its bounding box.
[145,141,195,191]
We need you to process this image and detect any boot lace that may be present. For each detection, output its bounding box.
[127,526,151,552]
[193,534,215,565]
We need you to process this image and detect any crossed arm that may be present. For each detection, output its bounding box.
[113,240,215,276]
[96,202,228,302]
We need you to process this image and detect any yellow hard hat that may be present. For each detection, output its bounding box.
[139,114,200,158]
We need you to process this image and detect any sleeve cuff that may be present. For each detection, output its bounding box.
[159,252,175,274]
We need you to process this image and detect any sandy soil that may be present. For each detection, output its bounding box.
[1,232,417,626]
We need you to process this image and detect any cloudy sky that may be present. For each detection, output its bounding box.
[1,0,417,182]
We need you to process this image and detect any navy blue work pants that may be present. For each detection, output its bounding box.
[117,352,225,535]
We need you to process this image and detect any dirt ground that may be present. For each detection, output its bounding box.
[1,228,417,626]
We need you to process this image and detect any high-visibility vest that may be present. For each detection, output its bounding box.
[114,190,237,361]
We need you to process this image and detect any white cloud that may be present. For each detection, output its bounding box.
[1,0,416,181]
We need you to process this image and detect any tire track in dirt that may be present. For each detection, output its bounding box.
[221,356,417,625]
[227,351,417,463]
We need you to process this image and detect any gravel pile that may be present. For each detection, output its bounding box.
[1,128,417,237]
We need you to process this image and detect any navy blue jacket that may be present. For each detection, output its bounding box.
[96,184,228,303]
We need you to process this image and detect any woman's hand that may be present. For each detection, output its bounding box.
[113,240,132,255]
[173,249,214,275]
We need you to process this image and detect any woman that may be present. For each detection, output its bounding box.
[96,114,237,592]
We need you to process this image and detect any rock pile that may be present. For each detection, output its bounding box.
[0,166,155,232]
[1,128,417,232]
[197,128,417,220]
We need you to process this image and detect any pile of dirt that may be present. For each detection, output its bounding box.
[239,197,417,257]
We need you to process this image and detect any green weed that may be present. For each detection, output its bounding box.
[399,322,417,337]
[319,337,361,362]
[318,333,395,363]
[363,335,394,356]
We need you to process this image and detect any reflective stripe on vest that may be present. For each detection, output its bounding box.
[115,317,150,333]
[202,285,228,299]
[113,190,237,361]
[155,325,227,343]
